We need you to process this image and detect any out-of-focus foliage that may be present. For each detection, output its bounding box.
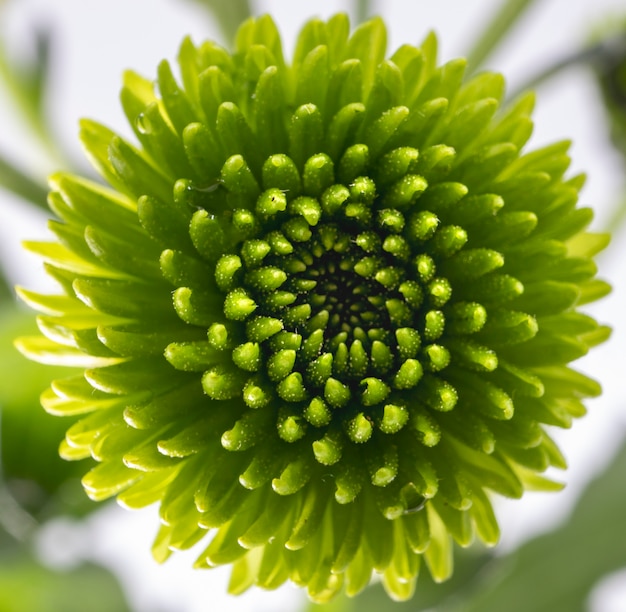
[592,26,626,159]
[0,23,56,209]
[0,551,131,612]
[454,438,626,612]
[0,306,93,518]
[466,0,539,71]
[180,0,252,44]
[0,154,48,209]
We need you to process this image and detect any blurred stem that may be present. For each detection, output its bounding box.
[0,272,11,302]
[466,0,539,72]
[602,194,626,238]
[0,26,77,190]
[505,31,626,236]
[0,54,50,157]
[0,482,38,541]
[507,32,626,99]
[193,0,253,46]
[354,0,375,24]
[0,154,49,210]
[0,419,38,542]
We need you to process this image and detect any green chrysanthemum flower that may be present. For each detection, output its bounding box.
[16,14,610,602]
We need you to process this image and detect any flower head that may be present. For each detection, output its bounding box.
[16,14,609,602]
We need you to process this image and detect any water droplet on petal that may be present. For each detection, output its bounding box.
[135,112,153,135]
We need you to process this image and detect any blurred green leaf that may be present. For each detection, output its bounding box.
[0,552,131,612]
[449,439,626,611]
[0,305,93,517]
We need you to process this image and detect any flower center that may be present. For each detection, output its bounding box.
[278,226,394,341]
[201,147,497,441]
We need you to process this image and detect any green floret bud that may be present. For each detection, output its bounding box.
[15,12,610,604]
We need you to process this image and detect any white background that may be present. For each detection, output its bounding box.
[1,1,626,610]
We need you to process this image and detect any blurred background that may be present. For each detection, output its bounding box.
[0,0,625,610]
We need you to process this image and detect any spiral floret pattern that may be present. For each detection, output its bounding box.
[16,14,609,602]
